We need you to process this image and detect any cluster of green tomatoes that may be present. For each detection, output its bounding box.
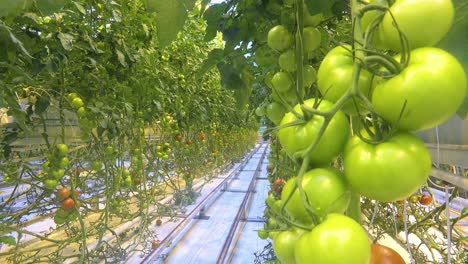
[41,143,70,190]
[257,0,466,263]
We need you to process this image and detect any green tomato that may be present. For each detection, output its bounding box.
[66,210,79,221]
[278,49,296,72]
[106,146,115,156]
[265,71,275,89]
[90,161,102,171]
[317,45,372,115]
[269,230,280,239]
[273,228,306,264]
[295,214,371,264]
[268,25,293,51]
[71,97,84,109]
[76,107,86,118]
[372,47,467,131]
[54,214,67,225]
[375,0,454,51]
[257,228,269,240]
[255,106,266,117]
[278,99,349,164]
[302,27,321,53]
[265,193,276,207]
[303,64,317,88]
[56,208,70,218]
[344,131,431,202]
[124,177,132,187]
[267,217,279,229]
[3,173,12,183]
[42,161,51,171]
[51,169,65,180]
[281,168,350,225]
[266,102,287,126]
[67,93,78,102]
[59,157,70,168]
[360,0,388,31]
[271,199,286,216]
[304,11,323,27]
[56,143,68,156]
[271,87,298,106]
[272,72,293,93]
[44,179,58,189]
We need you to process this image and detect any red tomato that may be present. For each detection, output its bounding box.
[273,178,286,186]
[61,198,75,210]
[370,244,405,264]
[419,194,432,205]
[57,187,71,200]
[151,240,160,249]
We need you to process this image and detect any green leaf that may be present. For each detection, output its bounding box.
[304,0,339,15]
[73,1,86,14]
[200,0,211,14]
[0,0,32,17]
[115,48,127,67]
[36,0,64,15]
[57,32,73,51]
[217,62,246,90]
[112,10,122,22]
[197,48,224,77]
[23,12,42,24]
[0,236,16,246]
[148,0,197,48]
[35,96,50,115]
[203,3,226,41]
[0,24,33,58]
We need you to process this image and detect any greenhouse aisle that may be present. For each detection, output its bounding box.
[139,143,270,264]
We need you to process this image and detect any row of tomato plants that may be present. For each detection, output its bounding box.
[0,1,260,262]
[0,116,258,262]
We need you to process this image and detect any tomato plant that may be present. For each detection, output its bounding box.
[344,132,432,202]
[57,187,71,200]
[151,240,160,249]
[266,102,287,126]
[272,72,293,93]
[372,0,454,51]
[419,193,433,206]
[156,219,163,226]
[317,45,372,114]
[268,25,293,51]
[372,47,467,131]
[302,27,321,53]
[278,99,349,164]
[272,228,306,264]
[278,49,297,72]
[281,168,350,224]
[295,214,371,264]
[369,244,405,264]
[257,228,269,240]
[61,198,75,211]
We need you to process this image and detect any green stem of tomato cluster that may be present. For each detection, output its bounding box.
[294,0,305,106]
